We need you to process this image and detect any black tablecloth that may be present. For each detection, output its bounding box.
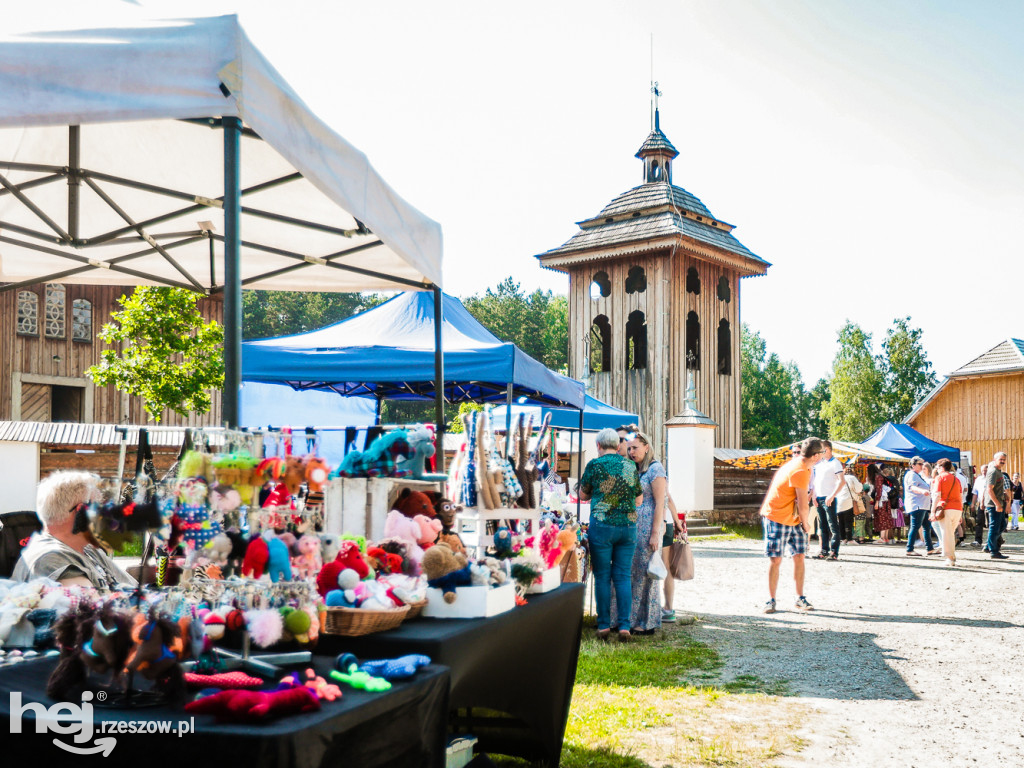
[0,655,449,768]
[319,582,585,767]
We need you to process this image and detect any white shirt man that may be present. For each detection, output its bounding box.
[811,441,845,559]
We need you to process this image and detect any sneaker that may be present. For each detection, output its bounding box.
[969,542,981,548]
[763,599,777,614]
[794,596,814,612]
[983,547,991,553]
[991,553,1009,560]
[662,609,676,623]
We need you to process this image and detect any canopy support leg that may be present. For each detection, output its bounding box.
[222,115,242,429]
[577,407,584,521]
[505,384,514,460]
[67,126,80,241]
[433,285,446,473]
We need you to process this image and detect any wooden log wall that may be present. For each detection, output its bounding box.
[909,373,1024,475]
[0,283,222,427]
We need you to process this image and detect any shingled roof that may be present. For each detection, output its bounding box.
[950,339,1024,377]
[635,125,678,159]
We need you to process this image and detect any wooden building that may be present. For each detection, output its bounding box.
[907,338,1024,474]
[536,111,769,453]
[1,282,223,426]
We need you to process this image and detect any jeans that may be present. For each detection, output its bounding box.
[838,509,854,541]
[906,509,934,552]
[986,509,1007,555]
[589,520,637,630]
[816,497,840,555]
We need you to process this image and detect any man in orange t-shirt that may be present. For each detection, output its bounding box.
[760,437,823,614]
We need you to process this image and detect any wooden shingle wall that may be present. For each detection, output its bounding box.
[909,374,1024,473]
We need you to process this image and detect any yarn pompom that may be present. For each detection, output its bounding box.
[225,609,246,632]
[283,609,311,635]
[246,609,284,648]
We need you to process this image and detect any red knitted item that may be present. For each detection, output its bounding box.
[184,671,265,689]
[185,686,320,722]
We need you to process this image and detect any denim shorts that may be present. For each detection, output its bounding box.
[763,518,807,558]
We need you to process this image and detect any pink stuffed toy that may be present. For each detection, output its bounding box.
[291,534,323,580]
[185,686,320,722]
[413,514,442,550]
[539,523,562,569]
[384,510,426,571]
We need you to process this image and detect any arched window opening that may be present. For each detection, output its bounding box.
[590,271,611,299]
[72,299,93,342]
[625,265,647,294]
[686,267,700,295]
[17,291,38,336]
[686,311,700,370]
[651,161,662,181]
[626,310,647,370]
[44,283,66,339]
[717,275,731,302]
[589,315,611,373]
[718,319,732,375]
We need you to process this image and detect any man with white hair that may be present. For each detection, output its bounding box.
[13,471,136,590]
[985,453,1010,559]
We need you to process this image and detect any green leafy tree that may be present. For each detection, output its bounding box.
[801,377,831,438]
[241,290,387,339]
[820,322,885,441]
[740,324,799,448]
[880,317,937,423]
[462,278,569,373]
[447,401,483,434]
[87,287,224,422]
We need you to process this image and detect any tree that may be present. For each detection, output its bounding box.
[462,278,569,373]
[801,377,831,438]
[740,324,799,448]
[820,322,884,441]
[241,290,386,340]
[87,287,224,422]
[880,317,937,423]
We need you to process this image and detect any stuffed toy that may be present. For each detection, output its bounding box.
[292,534,323,580]
[47,603,136,699]
[223,528,249,577]
[185,670,264,689]
[492,526,513,558]
[538,522,562,569]
[281,455,306,496]
[318,533,341,565]
[413,514,442,550]
[393,488,436,519]
[469,562,490,586]
[421,543,472,604]
[242,536,270,579]
[127,611,185,703]
[331,654,391,692]
[366,546,403,576]
[335,450,363,478]
[375,537,412,575]
[278,669,342,701]
[303,456,331,493]
[429,496,466,556]
[360,654,431,681]
[556,523,581,582]
[281,607,312,644]
[316,541,369,599]
[246,609,284,648]
[186,686,320,722]
[383,510,426,572]
[325,568,360,607]
[263,535,293,583]
[406,425,448,481]
[364,430,414,477]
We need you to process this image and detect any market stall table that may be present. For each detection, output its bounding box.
[319,582,585,767]
[0,655,449,768]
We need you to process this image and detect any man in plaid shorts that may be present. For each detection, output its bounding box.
[761,437,823,614]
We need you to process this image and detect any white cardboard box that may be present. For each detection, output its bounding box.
[526,565,562,594]
[423,582,516,619]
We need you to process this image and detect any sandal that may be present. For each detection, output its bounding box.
[812,553,828,560]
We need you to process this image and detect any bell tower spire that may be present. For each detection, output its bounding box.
[636,83,678,184]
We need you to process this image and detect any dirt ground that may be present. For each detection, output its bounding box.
[679,529,1024,767]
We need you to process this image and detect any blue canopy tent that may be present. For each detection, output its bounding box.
[862,422,961,464]
[241,291,585,409]
[493,394,638,432]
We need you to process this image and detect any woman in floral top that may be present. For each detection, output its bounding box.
[579,428,643,641]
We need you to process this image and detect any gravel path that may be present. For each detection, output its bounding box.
[678,530,1024,766]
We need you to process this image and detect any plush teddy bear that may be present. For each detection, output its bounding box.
[384,510,426,573]
[393,488,436,519]
[420,543,472,604]
[412,514,442,551]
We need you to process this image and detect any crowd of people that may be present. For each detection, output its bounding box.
[578,424,683,641]
[760,437,1015,613]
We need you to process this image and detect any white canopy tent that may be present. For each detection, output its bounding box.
[0,12,444,426]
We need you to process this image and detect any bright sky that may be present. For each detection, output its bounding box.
[16,1,1024,384]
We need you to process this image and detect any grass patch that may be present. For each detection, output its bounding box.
[491,623,807,767]
[719,523,764,540]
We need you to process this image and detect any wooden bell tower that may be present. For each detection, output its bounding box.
[536,105,769,454]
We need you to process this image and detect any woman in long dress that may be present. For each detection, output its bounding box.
[610,428,666,634]
[869,463,897,544]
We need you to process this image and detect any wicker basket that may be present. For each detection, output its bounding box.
[404,599,429,620]
[322,605,409,636]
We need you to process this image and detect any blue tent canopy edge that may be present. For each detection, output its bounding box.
[861,422,961,464]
